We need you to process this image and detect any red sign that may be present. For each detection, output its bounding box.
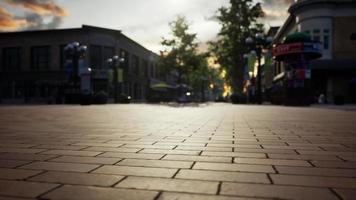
[273,43,303,57]
[273,42,321,58]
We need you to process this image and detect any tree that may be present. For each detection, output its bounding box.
[158,16,202,85]
[209,0,264,95]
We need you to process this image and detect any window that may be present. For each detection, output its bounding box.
[31,46,50,70]
[141,59,148,77]
[2,47,21,71]
[90,45,102,69]
[150,63,155,78]
[313,29,320,42]
[59,45,66,70]
[323,29,330,50]
[323,35,329,50]
[313,29,320,34]
[131,55,140,75]
[313,35,320,42]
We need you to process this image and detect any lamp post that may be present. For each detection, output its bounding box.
[64,42,87,103]
[245,33,273,105]
[107,55,125,103]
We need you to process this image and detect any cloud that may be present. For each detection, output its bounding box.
[0,0,68,31]
[260,0,294,23]
[0,7,27,31]
[5,0,67,16]
[24,13,63,30]
[262,0,295,7]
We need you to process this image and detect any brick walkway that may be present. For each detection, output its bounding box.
[0,103,356,200]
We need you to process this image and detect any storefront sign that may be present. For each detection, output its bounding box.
[273,42,321,57]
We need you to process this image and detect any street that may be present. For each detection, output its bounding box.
[0,103,356,200]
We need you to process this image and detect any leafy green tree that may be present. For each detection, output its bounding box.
[158,16,202,85]
[158,16,225,101]
[210,0,264,94]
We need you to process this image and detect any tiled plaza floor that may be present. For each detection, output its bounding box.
[0,103,356,200]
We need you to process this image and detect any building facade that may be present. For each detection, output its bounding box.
[273,0,356,104]
[0,25,160,103]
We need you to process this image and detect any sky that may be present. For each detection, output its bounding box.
[0,0,294,53]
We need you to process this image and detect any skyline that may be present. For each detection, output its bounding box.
[0,0,294,53]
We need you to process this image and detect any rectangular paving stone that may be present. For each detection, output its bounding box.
[158,192,261,200]
[30,171,124,186]
[140,149,201,155]
[0,159,31,168]
[234,157,311,167]
[176,169,270,183]
[271,174,356,188]
[268,153,341,161]
[35,144,87,150]
[155,142,206,147]
[108,141,154,145]
[99,152,164,159]
[163,154,232,163]
[20,161,99,172]
[40,150,102,156]
[117,176,219,194]
[0,144,37,148]
[175,146,233,152]
[42,185,158,200]
[0,153,59,161]
[275,166,356,177]
[0,180,58,198]
[0,148,45,154]
[123,144,176,150]
[221,182,338,200]
[297,150,356,156]
[49,155,121,165]
[207,144,261,148]
[234,148,297,154]
[83,147,141,153]
[202,151,266,158]
[73,142,123,147]
[117,159,193,168]
[0,196,37,200]
[262,145,321,150]
[311,160,356,168]
[193,162,275,173]
[92,165,177,178]
[0,168,43,180]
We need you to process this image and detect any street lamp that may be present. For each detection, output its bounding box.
[245,33,273,104]
[64,42,87,103]
[107,54,125,103]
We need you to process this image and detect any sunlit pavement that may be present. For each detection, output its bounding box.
[0,103,356,200]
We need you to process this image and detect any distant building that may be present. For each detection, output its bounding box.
[0,25,162,103]
[273,0,356,104]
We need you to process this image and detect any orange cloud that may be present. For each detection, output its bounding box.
[5,0,68,16]
[0,7,27,31]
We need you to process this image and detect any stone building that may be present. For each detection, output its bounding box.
[273,0,356,104]
[0,25,160,103]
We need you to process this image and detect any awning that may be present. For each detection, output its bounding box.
[150,83,176,91]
